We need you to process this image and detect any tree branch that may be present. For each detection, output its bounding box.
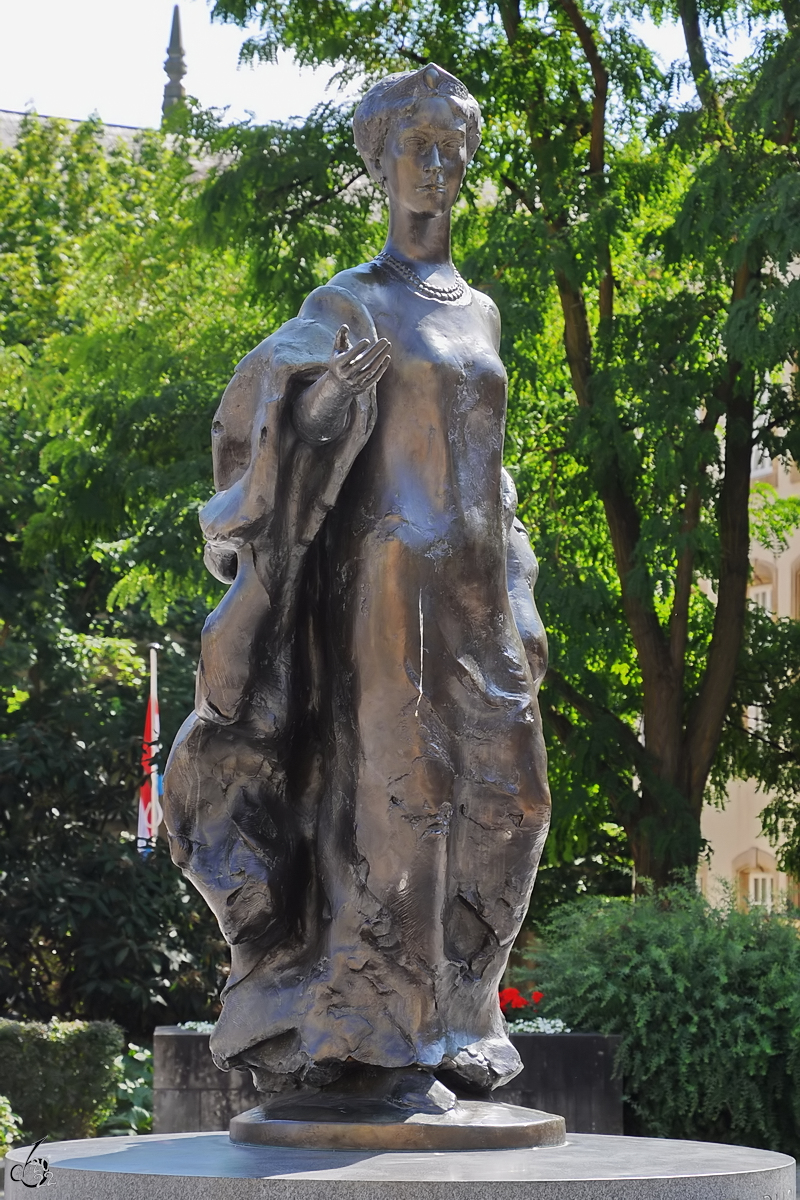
[539,691,638,838]
[548,0,688,795]
[685,263,755,808]
[397,45,428,66]
[553,263,672,713]
[556,0,613,321]
[669,484,701,675]
[501,173,535,212]
[779,0,800,29]
[282,169,367,223]
[677,0,728,128]
[554,268,592,408]
[556,0,609,178]
[666,382,728,679]
[540,696,578,749]
[546,667,646,763]
[498,0,522,43]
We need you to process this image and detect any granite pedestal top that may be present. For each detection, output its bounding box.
[4,1130,796,1199]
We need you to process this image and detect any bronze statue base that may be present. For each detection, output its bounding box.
[229,1100,566,1151]
[229,1066,566,1151]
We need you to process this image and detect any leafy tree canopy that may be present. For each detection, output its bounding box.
[0,115,273,1031]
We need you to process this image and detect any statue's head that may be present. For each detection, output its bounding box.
[353,65,481,217]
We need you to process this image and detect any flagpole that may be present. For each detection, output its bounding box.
[148,643,161,830]
[137,642,163,853]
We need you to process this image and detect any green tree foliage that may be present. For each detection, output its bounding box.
[190,101,386,316]
[526,884,800,1151]
[201,0,800,886]
[0,116,270,1032]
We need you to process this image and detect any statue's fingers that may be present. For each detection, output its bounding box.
[336,336,372,367]
[362,341,393,366]
[334,324,351,353]
[357,354,392,389]
[346,339,392,375]
[367,336,391,355]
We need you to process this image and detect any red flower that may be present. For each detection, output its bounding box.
[531,990,544,1005]
[499,987,529,1012]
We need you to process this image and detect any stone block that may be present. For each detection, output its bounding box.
[498,1033,623,1135]
[153,1088,201,1136]
[153,1028,259,1133]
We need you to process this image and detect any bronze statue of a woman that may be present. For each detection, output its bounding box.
[164,63,554,1147]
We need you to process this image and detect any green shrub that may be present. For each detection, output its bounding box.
[98,1042,153,1136]
[525,882,800,1153]
[0,1018,124,1141]
[0,1093,23,1149]
[0,824,226,1038]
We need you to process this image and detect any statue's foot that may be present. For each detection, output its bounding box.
[442,1033,523,1092]
[362,1066,457,1115]
[262,1064,456,1121]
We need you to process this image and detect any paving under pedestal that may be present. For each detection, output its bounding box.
[4,1130,796,1199]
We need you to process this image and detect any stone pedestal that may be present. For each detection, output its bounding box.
[5,1131,795,1199]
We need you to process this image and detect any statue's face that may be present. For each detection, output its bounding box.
[380,96,467,218]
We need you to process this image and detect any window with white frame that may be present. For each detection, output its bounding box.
[750,585,772,612]
[749,872,774,910]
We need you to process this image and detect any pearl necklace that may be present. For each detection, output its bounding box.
[374,251,467,302]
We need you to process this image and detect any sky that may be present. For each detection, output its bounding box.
[0,0,338,128]
[0,0,756,130]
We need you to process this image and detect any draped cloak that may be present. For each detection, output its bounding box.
[163,280,549,1097]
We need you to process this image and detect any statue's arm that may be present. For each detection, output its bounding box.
[502,467,547,692]
[199,284,386,549]
[199,393,276,549]
[293,323,391,445]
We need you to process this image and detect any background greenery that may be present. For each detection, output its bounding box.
[0,117,236,1034]
[0,1093,23,1150]
[98,1041,154,1136]
[525,883,800,1152]
[0,1018,123,1141]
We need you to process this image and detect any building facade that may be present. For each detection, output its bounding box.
[699,448,800,908]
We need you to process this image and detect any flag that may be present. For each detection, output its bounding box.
[138,644,163,851]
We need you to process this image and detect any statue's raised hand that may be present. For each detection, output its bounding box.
[294,324,391,445]
[328,324,392,398]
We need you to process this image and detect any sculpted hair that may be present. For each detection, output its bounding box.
[353,64,482,186]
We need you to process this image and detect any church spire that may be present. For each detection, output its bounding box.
[162,5,186,118]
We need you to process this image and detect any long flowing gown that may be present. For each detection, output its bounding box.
[163,261,551,1097]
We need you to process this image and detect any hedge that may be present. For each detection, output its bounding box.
[0,1018,124,1141]
[524,882,800,1154]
